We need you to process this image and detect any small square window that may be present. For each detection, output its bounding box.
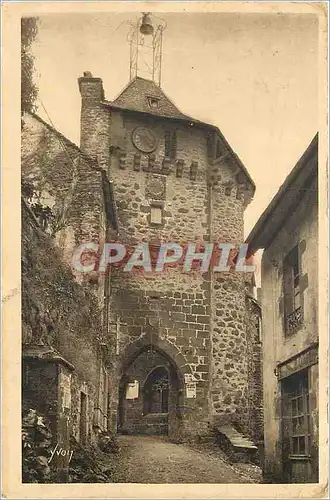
[147,97,159,110]
[150,206,162,225]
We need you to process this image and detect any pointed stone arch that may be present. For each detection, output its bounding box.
[119,333,193,384]
[118,334,192,439]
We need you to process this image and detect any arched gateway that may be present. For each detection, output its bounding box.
[118,335,190,440]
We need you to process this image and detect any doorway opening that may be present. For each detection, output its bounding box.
[118,345,183,438]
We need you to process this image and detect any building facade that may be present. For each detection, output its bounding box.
[247,135,318,482]
[21,71,263,464]
[77,72,262,443]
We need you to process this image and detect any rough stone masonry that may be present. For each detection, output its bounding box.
[77,72,262,442]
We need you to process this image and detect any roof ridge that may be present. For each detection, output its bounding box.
[112,77,184,117]
[26,112,99,168]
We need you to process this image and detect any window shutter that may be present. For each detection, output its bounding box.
[164,131,171,158]
[216,138,221,158]
[283,260,294,315]
[170,131,177,159]
[207,134,213,159]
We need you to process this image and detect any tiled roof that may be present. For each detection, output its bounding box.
[22,344,75,370]
[104,77,193,121]
[102,77,256,192]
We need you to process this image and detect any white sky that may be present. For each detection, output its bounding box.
[32,12,318,240]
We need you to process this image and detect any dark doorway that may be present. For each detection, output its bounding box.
[143,366,169,415]
[118,345,183,439]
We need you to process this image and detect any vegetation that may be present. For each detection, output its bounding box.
[22,408,55,483]
[21,17,39,114]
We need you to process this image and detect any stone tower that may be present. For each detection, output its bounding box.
[78,72,258,440]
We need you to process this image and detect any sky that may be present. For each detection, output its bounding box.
[31,11,318,240]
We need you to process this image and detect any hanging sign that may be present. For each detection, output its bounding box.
[186,381,196,399]
[126,380,139,399]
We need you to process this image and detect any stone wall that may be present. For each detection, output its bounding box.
[245,294,263,442]
[22,200,109,447]
[21,112,117,457]
[76,72,261,441]
[21,113,107,291]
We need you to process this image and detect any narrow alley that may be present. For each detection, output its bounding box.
[115,435,262,484]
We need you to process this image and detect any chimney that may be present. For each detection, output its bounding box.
[78,71,107,154]
[78,71,104,102]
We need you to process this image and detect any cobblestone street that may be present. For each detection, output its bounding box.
[115,435,262,484]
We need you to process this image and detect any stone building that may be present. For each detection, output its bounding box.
[246,134,318,482]
[77,71,262,445]
[21,112,117,479]
[21,68,263,465]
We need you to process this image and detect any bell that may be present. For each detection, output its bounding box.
[140,13,154,36]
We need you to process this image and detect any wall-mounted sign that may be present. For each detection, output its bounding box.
[278,345,318,380]
[186,381,196,399]
[126,380,139,399]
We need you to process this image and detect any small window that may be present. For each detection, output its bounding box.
[150,206,162,225]
[164,131,177,159]
[283,245,302,334]
[282,371,310,457]
[216,138,221,158]
[147,97,160,110]
[207,134,223,160]
[207,134,214,159]
[143,366,169,415]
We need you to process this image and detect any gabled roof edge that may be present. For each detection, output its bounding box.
[26,112,98,169]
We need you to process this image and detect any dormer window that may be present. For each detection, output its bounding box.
[147,97,160,110]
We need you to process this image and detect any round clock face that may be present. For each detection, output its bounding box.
[132,127,157,153]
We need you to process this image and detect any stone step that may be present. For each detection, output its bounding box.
[216,425,258,450]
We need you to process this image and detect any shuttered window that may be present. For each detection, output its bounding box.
[164,131,177,159]
[283,245,302,334]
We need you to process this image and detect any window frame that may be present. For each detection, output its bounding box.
[164,130,177,159]
[147,96,160,110]
[282,370,311,458]
[283,244,303,335]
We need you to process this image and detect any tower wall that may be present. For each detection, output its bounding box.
[77,73,258,440]
[209,167,249,431]
[107,111,212,438]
